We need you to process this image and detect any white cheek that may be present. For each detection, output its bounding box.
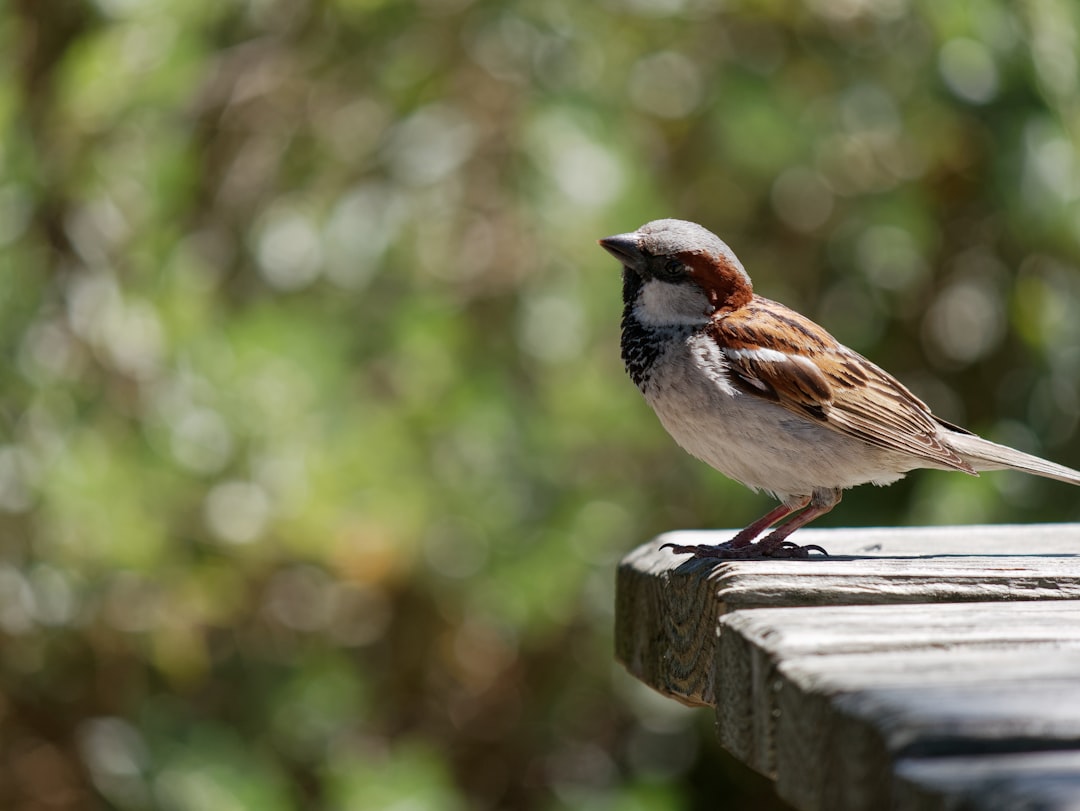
[634,279,711,327]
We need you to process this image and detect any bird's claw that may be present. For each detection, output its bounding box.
[773,540,830,558]
[660,540,829,560]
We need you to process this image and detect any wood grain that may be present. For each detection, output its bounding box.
[614,524,1080,810]
[893,752,1080,811]
[722,602,1080,810]
[615,523,1080,706]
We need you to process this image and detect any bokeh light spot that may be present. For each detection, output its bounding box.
[519,293,585,362]
[204,480,271,545]
[255,202,324,291]
[383,104,476,186]
[923,277,1005,364]
[939,38,999,104]
[771,167,834,232]
[856,225,929,292]
[628,51,703,119]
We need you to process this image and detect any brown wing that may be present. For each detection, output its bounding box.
[711,298,976,474]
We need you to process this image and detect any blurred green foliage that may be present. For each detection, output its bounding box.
[2,0,1080,808]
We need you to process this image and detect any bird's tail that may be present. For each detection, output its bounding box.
[948,432,1080,486]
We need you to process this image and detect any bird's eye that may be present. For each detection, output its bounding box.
[661,258,684,277]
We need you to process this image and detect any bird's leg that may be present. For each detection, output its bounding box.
[726,497,811,547]
[752,489,841,558]
[660,495,812,558]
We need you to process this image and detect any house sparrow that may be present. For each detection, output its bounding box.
[599,218,1080,559]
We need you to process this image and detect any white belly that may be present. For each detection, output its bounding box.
[639,334,910,499]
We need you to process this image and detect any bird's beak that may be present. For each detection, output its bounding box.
[598,232,644,272]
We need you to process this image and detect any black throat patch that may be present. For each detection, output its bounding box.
[619,269,688,389]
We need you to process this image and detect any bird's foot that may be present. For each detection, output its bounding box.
[660,539,829,560]
[767,540,830,559]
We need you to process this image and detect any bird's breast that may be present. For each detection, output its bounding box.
[629,330,912,497]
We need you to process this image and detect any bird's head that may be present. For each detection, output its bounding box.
[599,219,753,324]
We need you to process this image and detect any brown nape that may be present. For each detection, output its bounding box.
[680,251,753,311]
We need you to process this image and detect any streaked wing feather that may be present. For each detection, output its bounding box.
[826,360,975,473]
[711,300,975,474]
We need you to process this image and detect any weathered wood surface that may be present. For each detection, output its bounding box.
[616,523,1080,706]
[721,602,1080,811]
[614,523,1080,811]
[894,752,1080,811]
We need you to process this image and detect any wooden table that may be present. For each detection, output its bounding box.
[615,524,1080,811]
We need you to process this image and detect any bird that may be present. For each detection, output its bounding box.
[599,218,1080,559]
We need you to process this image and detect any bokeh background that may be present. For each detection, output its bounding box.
[3,0,1080,808]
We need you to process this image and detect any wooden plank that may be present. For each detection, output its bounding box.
[718,601,1080,778]
[893,751,1080,811]
[719,602,1080,811]
[653,523,1080,559]
[615,524,1080,706]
